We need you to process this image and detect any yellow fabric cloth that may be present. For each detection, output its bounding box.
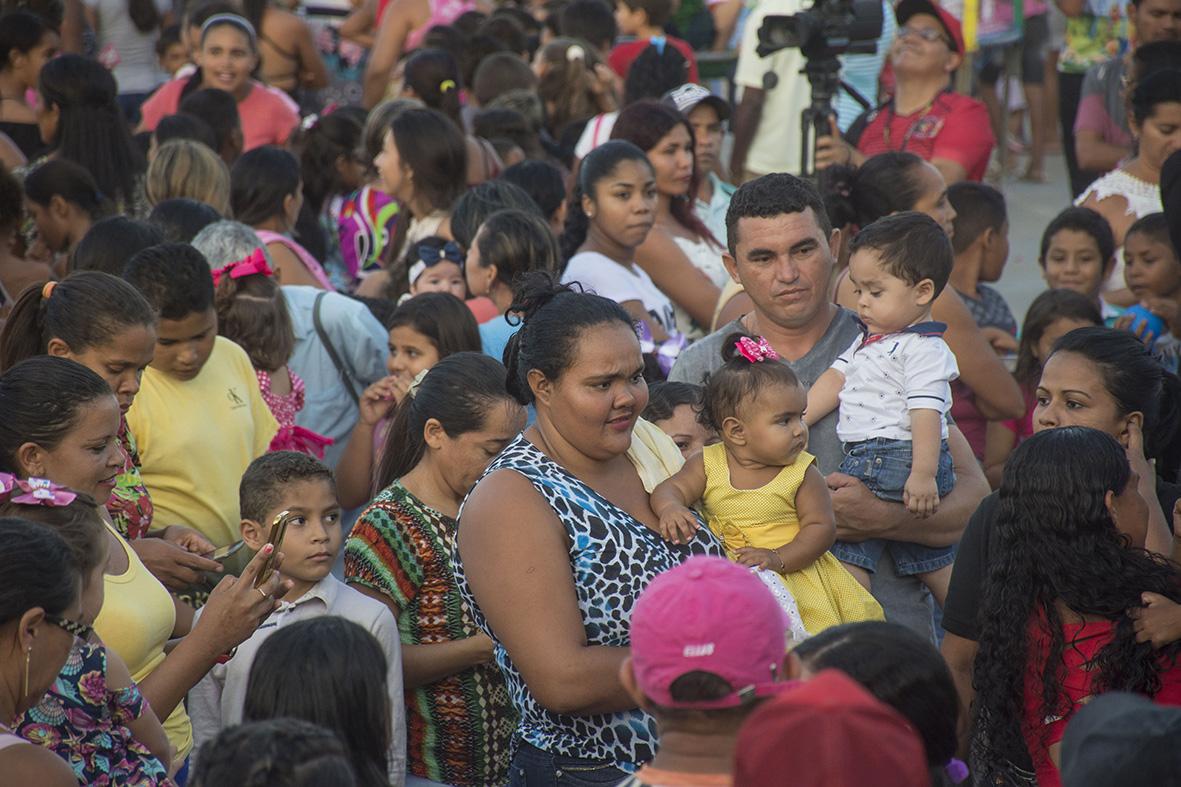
[94,523,192,762]
[126,337,279,547]
[628,417,686,492]
[700,443,883,634]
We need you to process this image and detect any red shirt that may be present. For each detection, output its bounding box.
[852,90,995,181]
[608,37,699,84]
[1021,615,1181,787]
[139,78,300,151]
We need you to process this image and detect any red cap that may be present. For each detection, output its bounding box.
[734,669,932,787]
[630,556,791,709]
[896,0,964,55]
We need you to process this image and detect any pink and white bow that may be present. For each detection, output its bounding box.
[735,335,778,363]
[0,473,78,506]
[212,248,274,286]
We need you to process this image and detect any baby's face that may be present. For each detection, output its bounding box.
[847,250,933,334]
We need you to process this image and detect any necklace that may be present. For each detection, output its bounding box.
[881,89,947,151]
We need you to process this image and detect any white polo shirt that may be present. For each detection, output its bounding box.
[832,326,959,444]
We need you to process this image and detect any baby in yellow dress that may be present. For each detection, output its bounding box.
[651,333,883,635]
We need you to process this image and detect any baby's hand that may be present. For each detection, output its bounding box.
[658,506,700,545]
[734,547,783,572]
[903,473,939,519]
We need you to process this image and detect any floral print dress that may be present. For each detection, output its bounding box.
[108,416,153,540]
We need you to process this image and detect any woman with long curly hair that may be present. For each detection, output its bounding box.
[971,426,1181,787]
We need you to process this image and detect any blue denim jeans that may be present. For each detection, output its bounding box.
[507,742,628,786]
[831,437,956,576]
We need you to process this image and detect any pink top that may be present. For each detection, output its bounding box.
[257,368,333,458]
[139,78,300,150]
[255,230,336,291]
[402,0,477,51]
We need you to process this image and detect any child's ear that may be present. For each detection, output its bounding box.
[915,278,936,306]
[721,416,746,446]
[240,518,266,550]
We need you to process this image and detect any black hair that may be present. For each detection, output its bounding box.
[420,24,465,61]
[388,108,467,215]
[148,198,222,244]
[0,356,114,475]
[1130,58,1181,125]
[460,33,509,92]
[453,9,486,37]
[973,426,1181,784]
[472,108,542,160]
[450,178,540,250]
[471,51,536,106]
[500,159,566,221]
[23,158,109,219]
[155,22,182,56]
[0,165,19,237]
[0,272,156,371]
[0,493,105,578]
[123,243,215,320]
[1013,289,1102,387]
[620,0,672,26]
[1124,212,1173,252]
[70,216,163,276]
[239,451,335,523]
[479,13,529,58]
[290,108,365,216]
[376,352,516,488]
[0,0,63,29]
[561,139,653,262]
[230,146,301,227]
[38,54,145,210]
[502,271,634,404]
[242,617,391,787]
[821,151,928,231]
[403,48,464,129]
[472,209,561,290]
[559,0,616,50]
[0,10,51,68]
[1039,206,1116,267]
[0,518,80,627]
[128,0,159,33]
[849,212,952,294]
[182,0,238,30]
[699,333,802,431]
[947,181,1007,255]
[623,42,690,106]
[153,112,218,152]
[385,292,482,357]
[725,172,831,256]
[189,718,358,787]
[178,88,242,161]
[1050,327,1181,480]
[642,380,703,423]
[794,621,959,768]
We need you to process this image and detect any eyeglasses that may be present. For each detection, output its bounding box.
[897,26,950,45]
[45,614,94,642]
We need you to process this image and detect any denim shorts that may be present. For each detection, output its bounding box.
[507,742,627,787]
[831,437,956,576]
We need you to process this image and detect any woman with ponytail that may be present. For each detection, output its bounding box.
[345,352,524,787]
[536,39,616,151]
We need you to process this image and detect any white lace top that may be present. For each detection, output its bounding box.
[671,234,728,338]
[1075,168,1162,294]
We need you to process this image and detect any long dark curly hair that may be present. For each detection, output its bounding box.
[972,426,1181,783]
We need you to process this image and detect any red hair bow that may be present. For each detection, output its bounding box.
[0,473,78,506]
[735,335,779,363]
[212,248,274,286]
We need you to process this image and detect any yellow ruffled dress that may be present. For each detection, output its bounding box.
[700,443,884,634]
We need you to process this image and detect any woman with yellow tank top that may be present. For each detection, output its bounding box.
[0,357,291,777]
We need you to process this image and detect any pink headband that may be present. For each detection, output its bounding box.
[212,248,273,286]
[735,335,778,363]
[0,473,78,506]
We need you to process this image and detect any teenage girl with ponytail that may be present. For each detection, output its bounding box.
[344,352,524,787]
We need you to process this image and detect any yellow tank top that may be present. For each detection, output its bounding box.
[701,442,815,552]
[94,524,192,762]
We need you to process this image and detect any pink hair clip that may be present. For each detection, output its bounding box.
[735,336,778,363]
[212,248,274,286]
[0,473,78,506]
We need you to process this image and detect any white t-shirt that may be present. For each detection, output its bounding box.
[562,251,677,335]
[85,0,169,94]
[831,328,960,443]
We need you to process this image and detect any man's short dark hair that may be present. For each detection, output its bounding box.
[724,173,832,256]
[179,88,241,157]
[123,243,215,320]
[947,181,1007,254]
[471,52,537,106]
[849,211,952,295]
[154,112,217,151]
[559,0,616,50]
[501,160,566,221]
[240,451,336,524]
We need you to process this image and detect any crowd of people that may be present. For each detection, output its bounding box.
[1,0,1181,782]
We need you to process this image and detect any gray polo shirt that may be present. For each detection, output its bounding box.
[669,307,937,640]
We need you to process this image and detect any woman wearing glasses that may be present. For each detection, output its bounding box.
[814,0,996,184]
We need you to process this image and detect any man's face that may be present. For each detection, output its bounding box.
[1133,0,1181,43]
[724,207,838,330]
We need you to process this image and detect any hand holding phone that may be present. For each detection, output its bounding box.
[254,510,293,589]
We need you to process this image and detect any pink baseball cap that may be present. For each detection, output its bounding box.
[630,556,791,709]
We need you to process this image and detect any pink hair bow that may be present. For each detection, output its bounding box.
[735,336,778,363]
[212,248,273,286]
[0,473,78,506]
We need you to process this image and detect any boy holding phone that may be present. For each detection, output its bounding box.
[187,452,407,783]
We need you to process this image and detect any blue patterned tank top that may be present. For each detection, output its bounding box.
[452,434,722,772]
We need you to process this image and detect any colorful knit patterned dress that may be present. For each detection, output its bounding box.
[344,480,516,787]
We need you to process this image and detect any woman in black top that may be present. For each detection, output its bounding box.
[0,11,58,160]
